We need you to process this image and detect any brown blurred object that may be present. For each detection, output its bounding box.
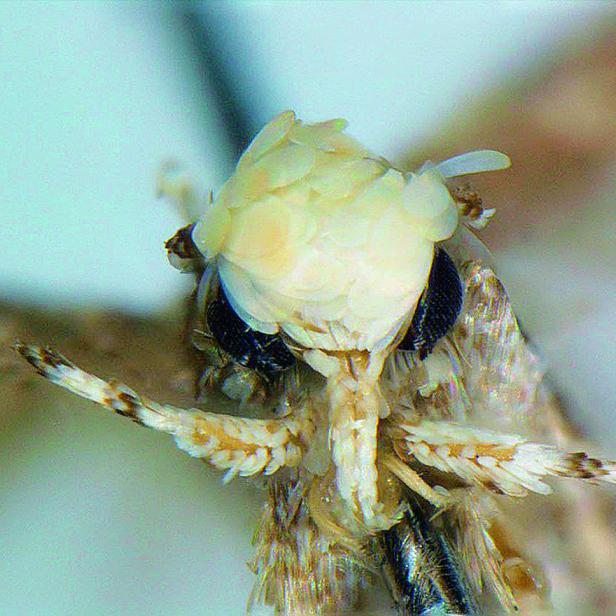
[403,21,616,249]
[0,301,196,432]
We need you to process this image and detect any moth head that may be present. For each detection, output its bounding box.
[190,111,509,370]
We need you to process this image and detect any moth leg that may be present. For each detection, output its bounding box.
[15,343,310,481]
[391,419,616,498]
[381,452,450,508]
[321,351,385,527]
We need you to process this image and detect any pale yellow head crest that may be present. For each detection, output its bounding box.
[192,111,510,356]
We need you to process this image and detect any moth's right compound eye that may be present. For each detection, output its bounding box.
[398,247,463,360]
[206,287,296,376]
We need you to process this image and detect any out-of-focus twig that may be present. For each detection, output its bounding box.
[0,302,196,430]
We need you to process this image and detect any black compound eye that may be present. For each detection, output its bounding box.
[206,287,295,376]
[398,248,463,360]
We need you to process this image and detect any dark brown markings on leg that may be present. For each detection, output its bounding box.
[104,380,143,423]
[586,457,607,472]
[556,452,609,479]
[116,394,141,422]
[41,347,73,369]
[13,342,73,377]
[483,480,506,496]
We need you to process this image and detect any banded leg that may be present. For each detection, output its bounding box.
[15,343,310,481]
[390,420,616,498]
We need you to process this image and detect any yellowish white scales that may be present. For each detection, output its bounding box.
[16,112,616,615]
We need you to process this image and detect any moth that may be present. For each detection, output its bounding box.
[16,111,616,615]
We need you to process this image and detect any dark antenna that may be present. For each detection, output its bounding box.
[179,7,259,161]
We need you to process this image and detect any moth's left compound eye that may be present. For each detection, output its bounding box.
[207,287,296,376]
[165,225,296,376]
[398,247,463,359]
